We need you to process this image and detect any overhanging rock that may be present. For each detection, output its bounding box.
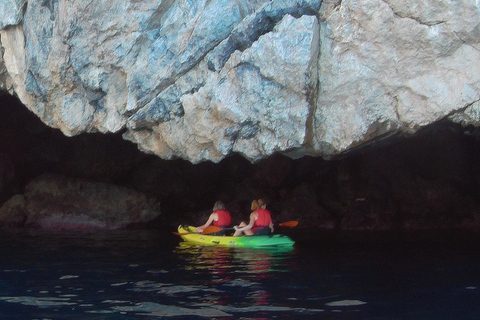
[1,0,480,163]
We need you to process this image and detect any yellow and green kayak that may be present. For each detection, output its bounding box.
[176,225,295,248]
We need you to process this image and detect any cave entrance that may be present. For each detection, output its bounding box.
[1,92,480,232]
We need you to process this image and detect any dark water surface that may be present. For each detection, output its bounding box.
[0,229,479,319]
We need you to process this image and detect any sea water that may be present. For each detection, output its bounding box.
[0,229,479,319]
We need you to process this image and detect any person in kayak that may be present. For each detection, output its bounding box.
[194,201,232,236]
[233,199,274,236]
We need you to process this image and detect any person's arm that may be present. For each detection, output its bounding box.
[194,213,216,233]
[235,212,256,233]
[269,220,274,233]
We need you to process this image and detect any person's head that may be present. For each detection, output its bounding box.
[258,198,266,209]
[213,200,225,211]
[251,200,259,211]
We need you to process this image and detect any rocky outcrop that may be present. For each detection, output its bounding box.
[0,174,161,229]
[1,0,480,164]
[0,194,26,227]
[318,0,480,155]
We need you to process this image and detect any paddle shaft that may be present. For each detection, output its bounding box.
[201,220,298,235]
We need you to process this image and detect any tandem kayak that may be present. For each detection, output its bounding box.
[176,225,295,248]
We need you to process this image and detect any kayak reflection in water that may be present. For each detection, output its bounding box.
[194,201,232,236]
[233,199,274,236]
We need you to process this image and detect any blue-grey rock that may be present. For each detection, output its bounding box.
[0,0,26,29]
[1,0,480,163]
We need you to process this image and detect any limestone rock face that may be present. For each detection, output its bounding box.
[1,0,480,163]
[315,0,480,156]
[0,0,26,29]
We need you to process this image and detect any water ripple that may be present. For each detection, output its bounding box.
[1,296,76,307]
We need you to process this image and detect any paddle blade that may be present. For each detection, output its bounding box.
[173,232,190,236]
[278,220,298,227]
[202,226,223,235]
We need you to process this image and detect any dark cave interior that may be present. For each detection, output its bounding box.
[2,92,480,232]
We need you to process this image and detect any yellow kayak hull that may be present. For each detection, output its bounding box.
[177,225,295,248]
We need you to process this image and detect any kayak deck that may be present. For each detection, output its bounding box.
[177,225,295,248]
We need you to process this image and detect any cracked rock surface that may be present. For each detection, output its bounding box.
[1,0,480,163]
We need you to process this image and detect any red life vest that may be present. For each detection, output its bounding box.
[213,209,231,227]
[253,208,271,227]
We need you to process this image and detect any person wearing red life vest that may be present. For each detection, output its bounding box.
[233,199,274,236]
[195,201,231,235]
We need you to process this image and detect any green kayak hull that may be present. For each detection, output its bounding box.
[177,225,295,248]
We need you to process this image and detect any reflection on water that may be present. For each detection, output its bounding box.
[175,241,294,276]
[0,230,478,319]
[173,242,304,313]
[0,231,325,319]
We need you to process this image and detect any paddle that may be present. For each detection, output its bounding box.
[172,227,221,236]
[172,227,226,236]
[201,220,299,235]
[278,220,298,227]
[172,232,191,236]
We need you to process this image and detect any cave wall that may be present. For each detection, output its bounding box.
[1,93,480,230]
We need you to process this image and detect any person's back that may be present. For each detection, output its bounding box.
[213,209,231,227]
[252,206,272,235]
[195,201,231,235]
[253,208,271,227]
[233,199,273,236]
